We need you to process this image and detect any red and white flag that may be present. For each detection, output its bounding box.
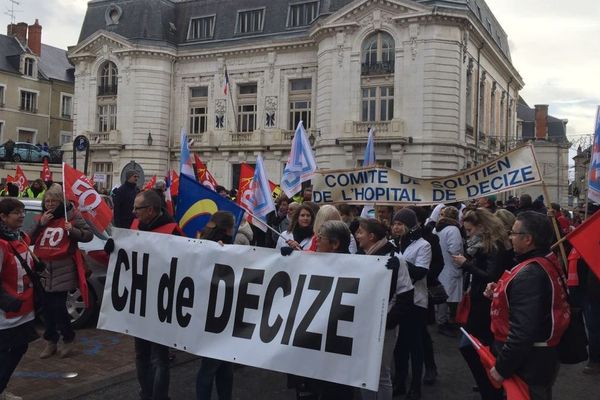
[41,158,53,181]
[194,154,219,190]
[14,165,29,192]
[144,175,157,191]
[63,163,113,233]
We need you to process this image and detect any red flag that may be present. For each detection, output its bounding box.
[63,163,113,232]
[40,158,53,181]
[14,165,29,192]
[237,163,255,207]
[462,329,530,400]
[170,170,179,197]
[567,209,600,280]
[194,154,219,190]
[144,175,157,191]
[6,175,13,183]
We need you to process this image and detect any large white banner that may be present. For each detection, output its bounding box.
[98,229,391,390]
[312,144,542,205]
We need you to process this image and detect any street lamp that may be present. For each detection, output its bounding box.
[147,131,153,146]
[309,132,316,147]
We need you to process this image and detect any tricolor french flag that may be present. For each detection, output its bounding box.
[224,68,230,95]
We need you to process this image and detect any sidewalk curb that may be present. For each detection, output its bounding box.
[37,352,198,400]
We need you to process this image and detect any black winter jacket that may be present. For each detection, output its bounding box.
[112,181,139,228]
[494,248,560,386]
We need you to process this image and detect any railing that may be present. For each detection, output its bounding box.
[361,61,394,76]
[88,130,120,144]
[353,121,390,135]
[230,132,253,142]
[97,85,118,96]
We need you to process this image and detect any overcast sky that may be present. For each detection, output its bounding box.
[2,0,598,144]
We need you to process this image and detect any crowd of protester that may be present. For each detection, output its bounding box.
[1,175,599,400]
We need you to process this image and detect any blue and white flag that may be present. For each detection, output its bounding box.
[363,128,376,167]
[281,121,317,198]
[249,155,276,231]
[180,128,195,179]
[361,128,376,218]
[589,106,600,203]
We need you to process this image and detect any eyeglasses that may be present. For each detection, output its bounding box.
[133,205,149,211]
[509,231,528,236]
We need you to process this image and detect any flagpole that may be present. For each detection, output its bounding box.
[243,207,284,239]
[61,163,69,234]
[224,65,240,135]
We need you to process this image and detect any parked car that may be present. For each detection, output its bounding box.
[0,142,51,163]
[21,199,110,328]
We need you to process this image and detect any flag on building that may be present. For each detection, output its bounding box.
[224,68,230,95]
[180,128,195,179]
[14,165,29,192]
[589,106,600,203]
[41,158,53,181]
[194,153,219,190]
[567,209,600,280]
[144,175,157,191]
[175,174,245,238]
[281,121,317,198]
[63,163,113,233]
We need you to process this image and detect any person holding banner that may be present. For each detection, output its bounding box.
[0,198,39,400]
[275,203,315,251]
[118,189,182,400]
[196,211,236,400]
[451,208,511,400]
[355,218,414,400]
[30,184,93,359]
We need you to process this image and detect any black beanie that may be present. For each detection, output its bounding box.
[393,208,418,229]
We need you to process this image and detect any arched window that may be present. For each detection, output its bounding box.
[98,61,118,96]
[361,32,395,75]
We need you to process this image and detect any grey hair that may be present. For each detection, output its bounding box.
[318,220,351,253]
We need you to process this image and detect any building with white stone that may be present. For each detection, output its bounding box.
[68,0,523,191]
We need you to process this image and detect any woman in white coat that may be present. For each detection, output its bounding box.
[433,206,464,334]
[276,203,315,251]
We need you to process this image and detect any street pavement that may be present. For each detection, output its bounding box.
[6,324,600,400]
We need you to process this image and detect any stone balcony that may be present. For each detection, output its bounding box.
[87,130,121,145]
[341,120,405,143]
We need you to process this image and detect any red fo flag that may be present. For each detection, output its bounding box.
[194,154,219,190]
[63,163,113,232]
[144,175,157,191]
[237,163,255,208]
[567,209,600,280]
[461,329,530,400]
[14,165,29,192]
[41,158,53,181]
[6,175,14,183]
[170,169,179,197]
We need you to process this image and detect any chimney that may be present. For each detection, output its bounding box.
[28,19,42,56]
[7,23,16,36]
[534,104,548,140]
[13,22,28,45]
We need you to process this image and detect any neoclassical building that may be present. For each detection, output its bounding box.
[69,0,523,190]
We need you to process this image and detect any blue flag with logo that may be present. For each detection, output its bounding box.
[175,174,245,238]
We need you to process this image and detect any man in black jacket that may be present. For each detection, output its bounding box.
[488,211,569,400]
[112,170,139,228]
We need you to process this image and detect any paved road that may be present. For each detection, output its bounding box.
[8,326,596,400]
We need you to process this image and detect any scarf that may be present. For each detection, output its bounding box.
[366,238,390,256]
[466,234,484,257]
[293,225,313,245]
[0,220,20,241]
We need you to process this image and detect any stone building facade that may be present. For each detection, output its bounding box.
[69,0,523,191]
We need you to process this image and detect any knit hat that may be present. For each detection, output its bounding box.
[393,208,418,229]
[125,170,137,180]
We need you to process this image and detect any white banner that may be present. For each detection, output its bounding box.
[312,144,542,205]
[98,229,391,390]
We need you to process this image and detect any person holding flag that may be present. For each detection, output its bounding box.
[29,184,93,359]
[487,211,571,399]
